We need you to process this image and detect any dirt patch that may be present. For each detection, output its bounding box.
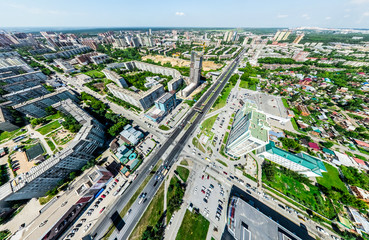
[142,55,222,72]
[93,82,105,92]
[11,151,35,175]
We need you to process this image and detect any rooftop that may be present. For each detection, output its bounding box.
[156,92,174,104]
[228,197,301,240]
[264,142,327,176]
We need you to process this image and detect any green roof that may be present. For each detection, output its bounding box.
[322,148,335,155]
[232,101,268,143]
[265,142,327,176]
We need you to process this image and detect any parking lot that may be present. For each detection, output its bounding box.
[163,104,189,128]
[64,177,128,240]
[188,167,230,229]
[137,137,157,156]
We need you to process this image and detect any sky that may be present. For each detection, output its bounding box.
[1,0,369,29]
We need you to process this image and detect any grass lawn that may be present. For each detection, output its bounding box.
[37,121,61,135]
[192,138,206,153]
[39,195,54,205]
[166,176,183,223]
[239,80,248,88]
[180,160,189,166]
[46,139,56,151]
[129,184,164,240]
[159,125,170,131]
[0,128,25,142]
[201,114,218,135]
[176,210,210,240]
[216,159,228,167]
[45,112,61,121]
[282,98,289,108]
[84,70,105,78]
[223,131,229,144]
[262,164,336,219]
[316,163,347,192]
[212,81,235,111]
[176,166,190,182]
[239,80,256,90]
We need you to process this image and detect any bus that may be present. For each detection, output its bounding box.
[94,188,105,199]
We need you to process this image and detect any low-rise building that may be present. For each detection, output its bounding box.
[120,124,144,146]
[257,142,327,177]
[297,104,310,116]
[54,58,75,73]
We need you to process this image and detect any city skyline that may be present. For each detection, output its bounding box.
[1,0,369,29]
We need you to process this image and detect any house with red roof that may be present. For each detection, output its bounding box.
[353,158,369,170]
[308,142,320,151]
[353,139,369,151]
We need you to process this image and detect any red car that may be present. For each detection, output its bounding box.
[99,207,106,214]
[223,171,228,175]
[207,175,209,179]
[202,175,204,179]
[201,189,205,194]
[114,178,119,183]
[101,194,106,198]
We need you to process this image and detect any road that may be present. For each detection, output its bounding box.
[89,51,244,240]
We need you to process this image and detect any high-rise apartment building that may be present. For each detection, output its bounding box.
[189,51,203,85]
[0,99,105,202]
[293,34,305,44]
[226,101,270,157]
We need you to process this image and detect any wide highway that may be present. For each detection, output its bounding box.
[90,49,244,240]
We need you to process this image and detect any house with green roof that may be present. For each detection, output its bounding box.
[226,100,270,157]
[257,142,327,177]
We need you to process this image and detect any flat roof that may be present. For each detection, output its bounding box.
[243,91,288,119]
[229,197,301,240]
[156,92,173,104]
[264,142,327,176]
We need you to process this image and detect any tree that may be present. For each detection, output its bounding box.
[45,106,56,115]
[321,141,334,149]
[263,161,276,182]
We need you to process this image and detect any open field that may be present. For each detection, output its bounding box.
[211,80,236,111]
[316,163,347,192]
[176,166,190,182]
[37,121,61,135]
[83,70,105,78]
[262,162,336,219]
[176,209,210,240]
[142,55,222,72]
[201,114,218,135]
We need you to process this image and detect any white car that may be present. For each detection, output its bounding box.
[316,226,329,235]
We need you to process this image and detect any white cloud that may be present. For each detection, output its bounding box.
[350,0,369,4]
[363,11,369,16]
[301,14,311,20]
[277,14,288,18]
[175,12,185,16]
[325,16,332,20]
[344,14,351,18]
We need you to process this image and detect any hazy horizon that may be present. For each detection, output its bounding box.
[1,0,369,29]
